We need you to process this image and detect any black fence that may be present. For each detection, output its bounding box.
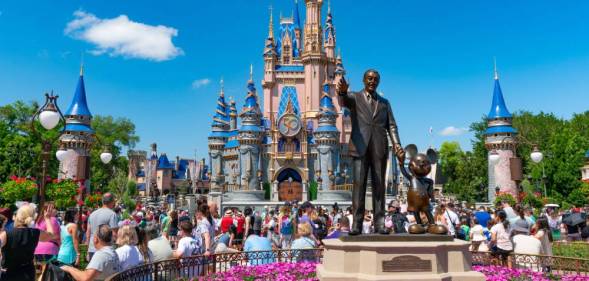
[107,248,589,281]
[105,249,323,281]
[472,251,589,276]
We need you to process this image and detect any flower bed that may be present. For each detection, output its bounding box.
[473,265,589,281]
[0,176,37,204]
[193,262,318,281]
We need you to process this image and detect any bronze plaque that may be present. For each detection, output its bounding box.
[382,255,432,272]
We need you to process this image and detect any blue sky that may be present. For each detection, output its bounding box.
[1,1,588,159]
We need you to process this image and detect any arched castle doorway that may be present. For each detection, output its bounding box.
[276,168,302,202]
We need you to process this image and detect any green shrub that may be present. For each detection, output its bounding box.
[309,181,318,201]
[494,193,516,206]
[263,182,271,200]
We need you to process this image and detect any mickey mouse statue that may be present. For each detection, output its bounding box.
[398,144,448,235]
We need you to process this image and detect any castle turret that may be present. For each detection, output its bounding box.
[314,77,340,190]
[293,0,302,56]
[238,66,264,190]
[208,84,230,189]
[485,63,518,202]
[229,97,237,131]
[323,2,336,60]
[303,0,324,55]
[59,66,96,190]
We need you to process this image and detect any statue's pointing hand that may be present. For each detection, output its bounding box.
[337,76,349,95]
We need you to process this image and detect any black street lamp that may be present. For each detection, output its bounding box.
[31,92,113,213]
[30,92,66,211]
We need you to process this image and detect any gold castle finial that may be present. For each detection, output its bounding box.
[268,6,274,39]
[80,52,84,76]
[249,64,253,81]
[493,57,499,80]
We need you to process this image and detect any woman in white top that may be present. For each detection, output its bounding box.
[470,217,486,252]
[192,204,214,257]
[116,225,144,271]
[491,210,513,268]
[534,216,553,255]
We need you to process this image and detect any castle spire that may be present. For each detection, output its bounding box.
[487,60,512,119]
[249,64,253,82]
[493,57,499,80]
[268,6,274,39]
[65,65,92,118]
[293,0,301,29]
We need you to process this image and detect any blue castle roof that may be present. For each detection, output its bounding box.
[320,84,336,110]
[211,91,230,128]
[157,154,174,169]
[243,81,258,108]
[65,74,92,117]
[485,125,518,135]
[488,78,512,119]
[585,149,589,159]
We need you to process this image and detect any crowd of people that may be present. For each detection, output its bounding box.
[0,193,588,281]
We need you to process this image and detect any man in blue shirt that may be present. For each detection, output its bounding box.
[474,206,491,229]
[244,233,274,265]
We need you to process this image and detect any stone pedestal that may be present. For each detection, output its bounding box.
[317,235,485,281]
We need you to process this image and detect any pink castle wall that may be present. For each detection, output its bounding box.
[494,149,518,197]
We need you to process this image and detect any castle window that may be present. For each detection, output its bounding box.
[282,45,291,64]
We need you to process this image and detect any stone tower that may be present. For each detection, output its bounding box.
[314,77,339,190]
[485,66,518,202]
[208,85,230,190]
[238,68,264,190]
[59,66,95,191]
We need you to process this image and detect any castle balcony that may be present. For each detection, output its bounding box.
[331,183,353,192]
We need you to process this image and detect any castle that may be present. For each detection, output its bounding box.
[127,143,209,196]
[207,0,399,205]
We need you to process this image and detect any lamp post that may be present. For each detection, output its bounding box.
[31,92,66,211]
[32,92,113,220]
[530,145,547,197]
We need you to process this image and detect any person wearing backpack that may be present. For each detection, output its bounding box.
[279,206,293,249]
[444,203,460,237]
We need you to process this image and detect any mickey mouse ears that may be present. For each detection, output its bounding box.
[404,144,418,159]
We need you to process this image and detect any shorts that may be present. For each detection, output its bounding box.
[493,248,512,261]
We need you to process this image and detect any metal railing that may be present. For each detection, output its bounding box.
[105,249,323,281]
[472,251,589,276]
[106,247,589,281]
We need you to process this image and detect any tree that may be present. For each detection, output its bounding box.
[91,115,139,191]
[439,141,487,203]
[0,101,139,191]
[126,180,137,198]
[107,168,129,204]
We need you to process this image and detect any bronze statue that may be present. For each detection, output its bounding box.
[336,69,405,235]
[398,144,447,235]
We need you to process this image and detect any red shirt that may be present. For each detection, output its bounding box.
[236,216,245,234]
[220,216,234,233]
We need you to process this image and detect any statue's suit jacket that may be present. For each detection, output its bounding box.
[338,90,401,157]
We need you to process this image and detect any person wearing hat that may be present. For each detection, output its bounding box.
[220,209,234,234]
[512,219,541,256]
[298,202,316,233]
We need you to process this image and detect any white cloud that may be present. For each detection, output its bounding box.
[192,78,211,89]
[439,126,468,136]
[64,9,182,61]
